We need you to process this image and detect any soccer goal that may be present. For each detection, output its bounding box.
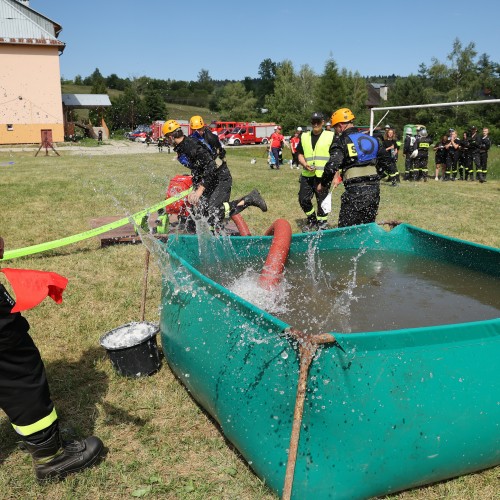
[369,99,500,135]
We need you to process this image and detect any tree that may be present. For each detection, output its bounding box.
[255,58,278,108]
[265,61,315,133]
[143,88,167,121]
[217,82,257,121]
[341,70,369,124]
[314,58,345,119]
[105,87,145,130]
[197,69,214,94]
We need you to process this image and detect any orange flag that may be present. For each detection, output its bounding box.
[0,268,68,313]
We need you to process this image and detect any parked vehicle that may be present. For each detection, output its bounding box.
[209,121,246,135]
[126,124,152,142]
[226,123,276,146]
[150,121,165,141]
[218,128,237,143]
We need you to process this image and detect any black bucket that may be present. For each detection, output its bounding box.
[99,321,162,378]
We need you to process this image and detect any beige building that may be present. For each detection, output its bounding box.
[0,0,65,145]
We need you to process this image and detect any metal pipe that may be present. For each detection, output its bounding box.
[369,99,500,135]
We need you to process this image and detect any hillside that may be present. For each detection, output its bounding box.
[61,84,220,122]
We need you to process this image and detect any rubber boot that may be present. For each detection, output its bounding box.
[230,189,268,216]
[24,430,104,482]
[302,216,318,232]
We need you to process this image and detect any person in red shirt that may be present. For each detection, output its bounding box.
[289,131,301,169]
[269,126,285,170]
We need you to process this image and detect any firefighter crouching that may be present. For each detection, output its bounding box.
[189,115,226,163]
[162,120,267,233]
[318,108,389,228]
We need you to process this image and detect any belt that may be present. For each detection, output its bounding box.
[343,165,378,180]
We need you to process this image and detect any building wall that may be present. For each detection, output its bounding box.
[0,44,64,144]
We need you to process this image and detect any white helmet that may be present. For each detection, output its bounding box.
[406,127,412,135]
[297,127,302,132]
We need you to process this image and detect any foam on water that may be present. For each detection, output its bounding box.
[101,321,158,349]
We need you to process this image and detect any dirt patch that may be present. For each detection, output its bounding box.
[1,140,169,156]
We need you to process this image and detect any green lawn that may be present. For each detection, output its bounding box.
[0,143,498,499]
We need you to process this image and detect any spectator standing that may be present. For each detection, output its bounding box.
[296,112,335,231]
[444,129,460,181]
[467,126,482,182]
[269,126,285,170]
[380,127,400,186]
[289,131,301,169]
[433,134,449,181]
[479,127,491,182]
[458,131,471,180]
[412,127,432,181]
[403,127,415,180]
[319,108,389,228]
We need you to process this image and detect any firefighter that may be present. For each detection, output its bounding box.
[479,127,491,183]
[403,127,415,181]
[468,126,483,182]
[458,131,471,180]
[412,127,432,181]
[296,112,335,231]
[189,115,226,162]
[0,236,104,482]
[380,127,400,186]
[319,108,389,228]
[444,129,460,181]
[162,120,267,232]
[433,134,449,181]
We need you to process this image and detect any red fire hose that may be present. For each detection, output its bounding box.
[258,219,292,291]
[231,214,251,236]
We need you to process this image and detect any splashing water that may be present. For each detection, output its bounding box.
[227,268,291,316]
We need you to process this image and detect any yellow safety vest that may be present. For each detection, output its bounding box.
[301,130,334,178]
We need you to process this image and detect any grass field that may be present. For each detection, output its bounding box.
[0,143,498,499]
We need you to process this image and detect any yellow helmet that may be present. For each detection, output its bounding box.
[162,119,181,136]
[330,108,355,127]
[189,115,205,130]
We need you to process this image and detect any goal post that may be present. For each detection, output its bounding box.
[369,99,500,135]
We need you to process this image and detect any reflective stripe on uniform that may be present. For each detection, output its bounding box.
[223,201,230,218]
[342,165,378,180]
[12,407,58,437]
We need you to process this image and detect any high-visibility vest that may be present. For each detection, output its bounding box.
[301,130,334,178]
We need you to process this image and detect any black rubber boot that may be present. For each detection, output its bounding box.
[24,431,104,482]
[243,189,267,212]
[302,216,318,232]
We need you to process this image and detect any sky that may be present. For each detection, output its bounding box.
[32,0,500,83]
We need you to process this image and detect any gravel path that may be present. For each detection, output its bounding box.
[1,140,170,156]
